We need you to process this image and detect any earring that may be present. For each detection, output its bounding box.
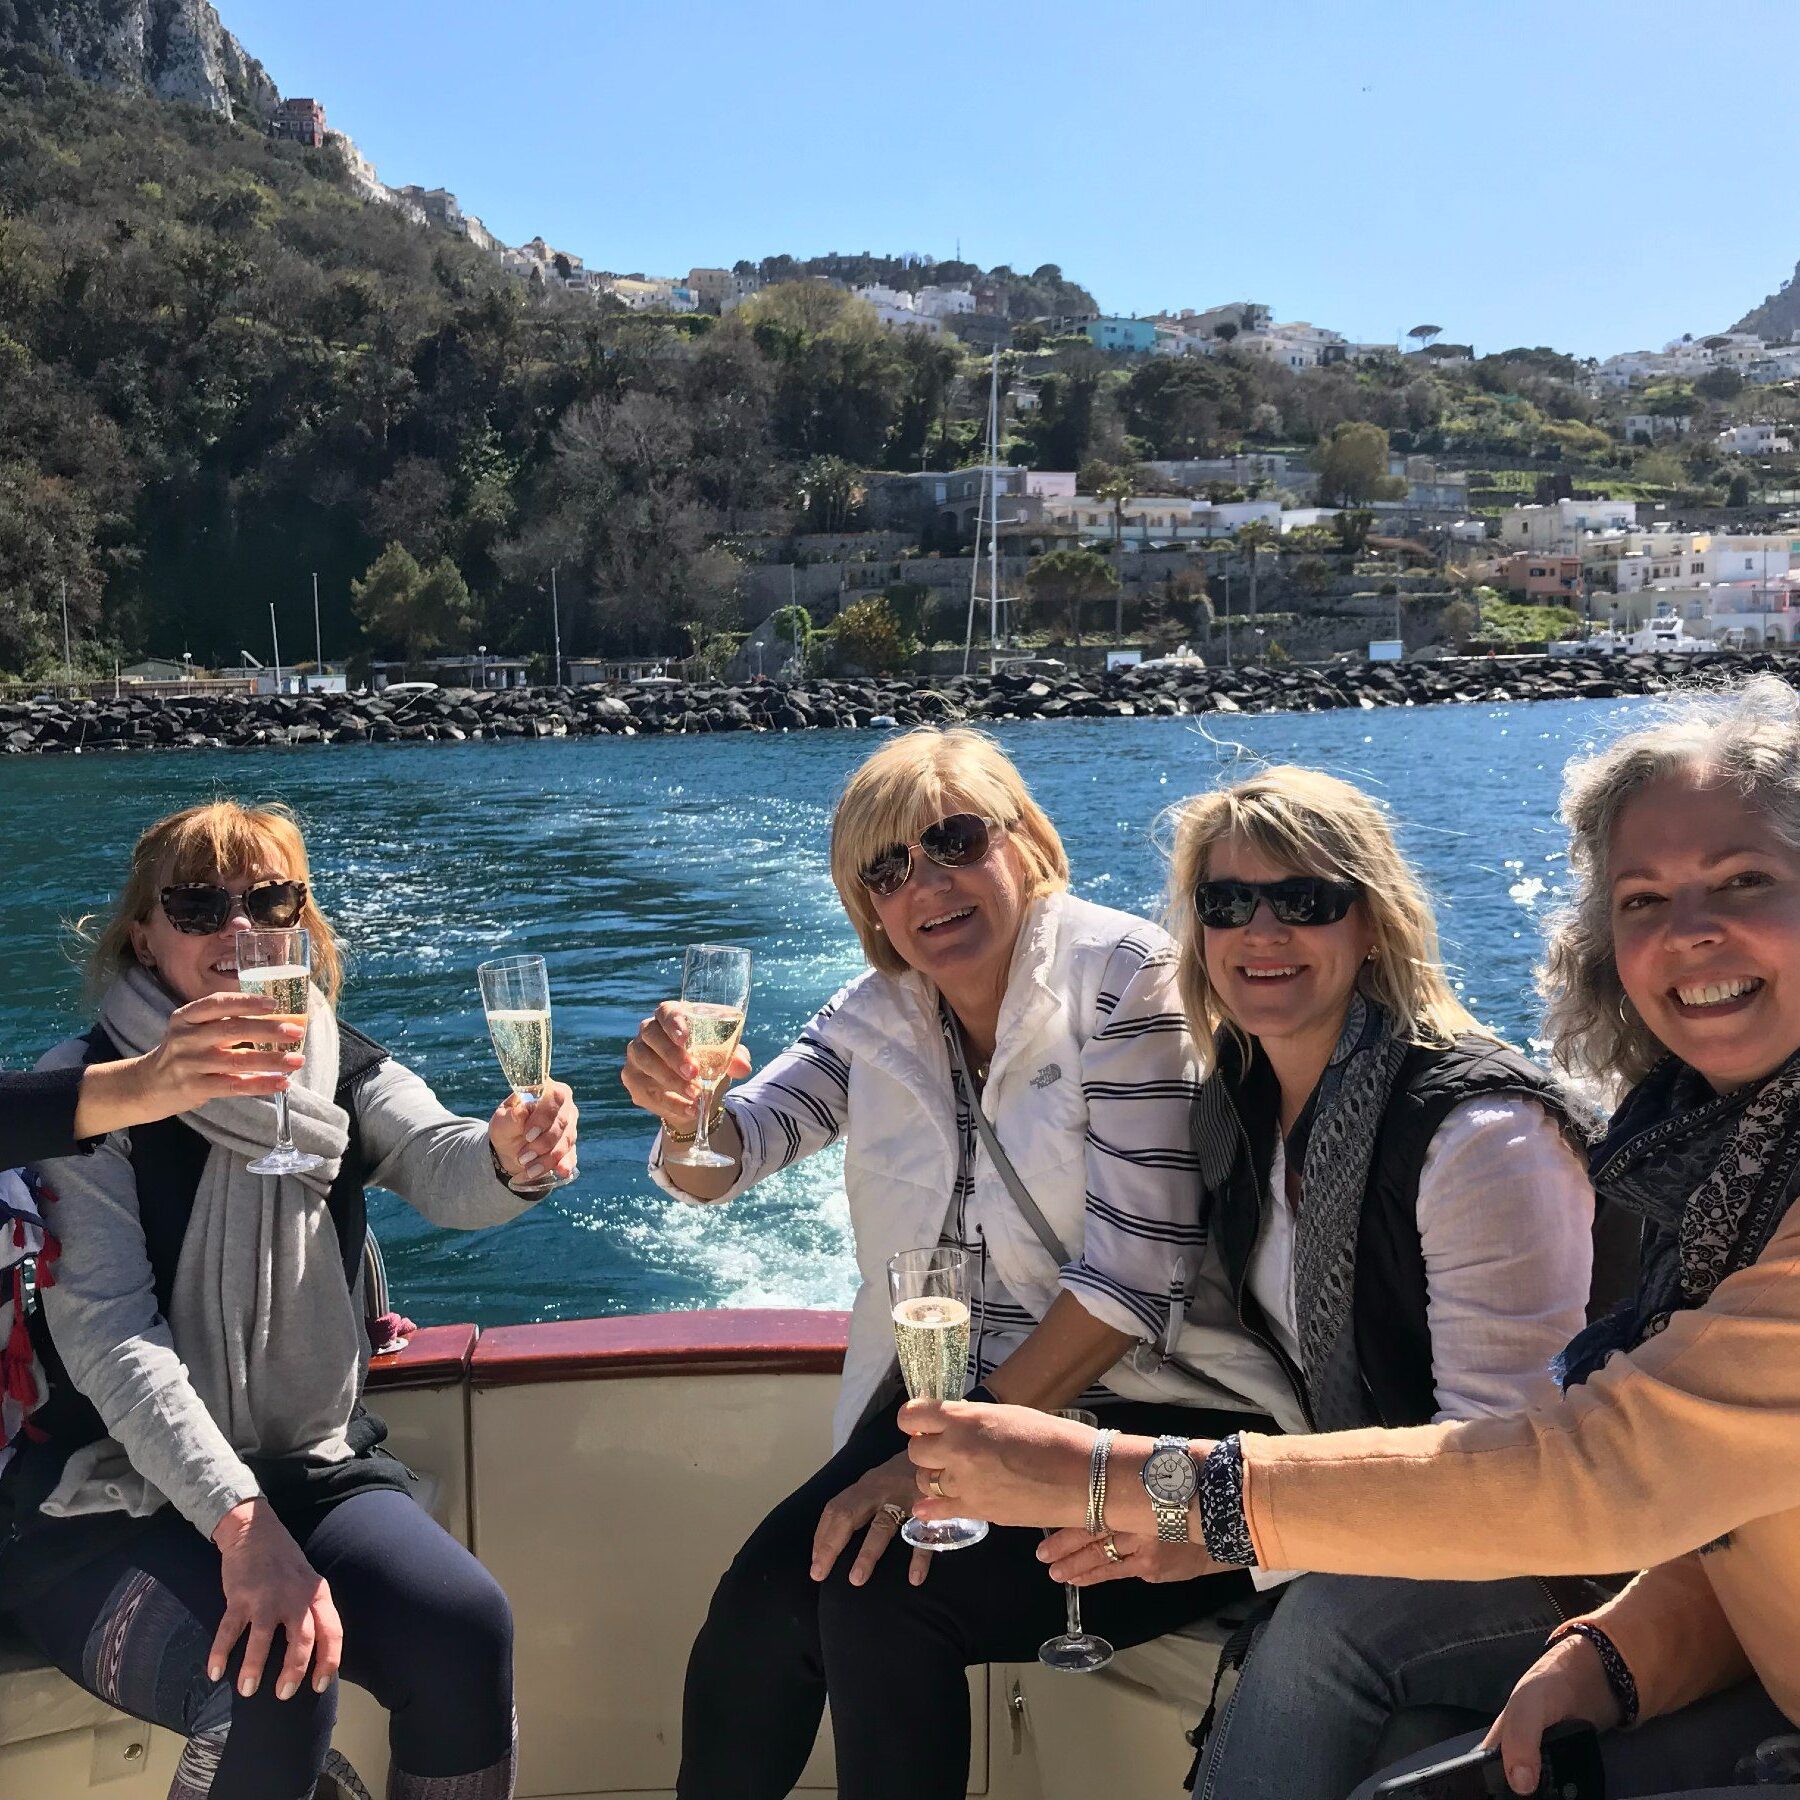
[872,923,885,934]
[1618,992,1636,1026]
[1364,949,1377,964]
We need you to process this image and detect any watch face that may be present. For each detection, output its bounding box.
[1143,1445,1198,1506]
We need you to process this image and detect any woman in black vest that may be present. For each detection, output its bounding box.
[1074,765,1601,1800]
[3,801,577,1800]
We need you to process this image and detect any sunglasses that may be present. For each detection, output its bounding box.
[158,878,309,937]
[859,814,1003,898]
[1194,877,1361,930]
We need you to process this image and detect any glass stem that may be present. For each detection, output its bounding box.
[274,1088,295,1154]
[1064,1582,1082,1640]
[692,1078,718,1156]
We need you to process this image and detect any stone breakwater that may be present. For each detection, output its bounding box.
[0,652,1783,755]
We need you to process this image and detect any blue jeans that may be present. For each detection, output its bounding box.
[1351,1677,1794,1797]
[1194,1574,1577,1800]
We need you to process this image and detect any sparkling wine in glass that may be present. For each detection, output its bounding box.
[887,1246,988,1553]
[236,927,323,1177]
[477,954,570,1190]
[1039,1408,1114,1672]
[665,944,751,1170]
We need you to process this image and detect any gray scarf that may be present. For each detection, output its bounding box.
[1288,996,1411,1429]
[45,965,362,1519]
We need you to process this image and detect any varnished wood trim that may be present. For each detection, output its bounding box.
[470,1310,851,1387]
[367,1322,478,1391]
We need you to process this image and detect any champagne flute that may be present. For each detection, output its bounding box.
[1038,1408,1114,1672]
[477,954,571,1190]
[887,1246,988,1552]
[665,943,751,1170]
[236,927,323,1177]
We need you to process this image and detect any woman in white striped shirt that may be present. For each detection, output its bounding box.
[623,727,1289,1800]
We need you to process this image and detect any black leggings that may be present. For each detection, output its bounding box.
[6,1488,516,1800]
[678,1397,1259,1800]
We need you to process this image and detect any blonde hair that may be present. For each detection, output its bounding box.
[82,801,344,1004]
[1167,764,1481,1056]
[1541,675,1800,1092]
[829,728,1070,975]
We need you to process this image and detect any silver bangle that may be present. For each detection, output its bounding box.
[1086,1428,1119,1537]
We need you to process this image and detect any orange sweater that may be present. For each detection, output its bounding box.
[1239,1198,1800,1727]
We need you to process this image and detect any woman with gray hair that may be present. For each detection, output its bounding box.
[903,676,1800,1798]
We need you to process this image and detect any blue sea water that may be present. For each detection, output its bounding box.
[0,699,1648,1327]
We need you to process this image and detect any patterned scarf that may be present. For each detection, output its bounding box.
[1288,996,1413,1429]
[1559,1045,1800,1389]
[1191,995,1411,1430]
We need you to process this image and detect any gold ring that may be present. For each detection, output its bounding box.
[927,1472,946,1501]
[1101,1534,1122,1564]
[880,1502,907,1527]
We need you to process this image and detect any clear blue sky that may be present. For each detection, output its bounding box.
[223,0,1800,361]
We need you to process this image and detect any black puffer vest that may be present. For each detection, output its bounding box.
[1202,1033,1591,1432]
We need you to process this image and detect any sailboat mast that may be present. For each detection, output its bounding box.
[987,347,1001,658]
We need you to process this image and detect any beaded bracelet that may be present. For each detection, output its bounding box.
[663,1103,727,1144]
[1086,1428,1119,1537]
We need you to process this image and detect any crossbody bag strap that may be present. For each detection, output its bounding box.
[945,1019,1072,1268]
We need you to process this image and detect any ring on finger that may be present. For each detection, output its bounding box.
[879,1502,907,1528]
[1101,1533,1122,1564]
[927,1472,946,1501]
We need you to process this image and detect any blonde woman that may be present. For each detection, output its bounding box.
[4,802,577,1800]
[908,687,1800,1794]
[909,765,1600,1800]
[624,727,1291,1800]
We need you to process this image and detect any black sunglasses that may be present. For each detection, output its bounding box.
[158,878,309,937]
[859,814,1002,898]
[1195,877,1361,930]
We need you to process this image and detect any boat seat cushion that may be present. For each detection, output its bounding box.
[1102,1609,1238,1728]
[0,1617,119,1746]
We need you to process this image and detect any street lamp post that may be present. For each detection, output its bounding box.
[550,565,562,688]
[477,644,487,690]
[60,573,71,687]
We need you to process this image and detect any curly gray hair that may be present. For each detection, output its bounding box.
[1539,675,1800,1091]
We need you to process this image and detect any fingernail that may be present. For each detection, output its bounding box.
[208,1663,222,1683]
[525,1126,542,1142]
[239,1677,255,1697]
[315,1676,330,1694]
[277,1680,295,1700]
[683,1062,698,1080]
[520,1150,538,1166]
[1510,1769,1533,1794]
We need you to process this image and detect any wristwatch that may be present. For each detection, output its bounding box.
[1140,1435,1200,1543]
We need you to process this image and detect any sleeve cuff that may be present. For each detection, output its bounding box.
[1553,1622,1641,1727]
[1198,1433,1258,1567]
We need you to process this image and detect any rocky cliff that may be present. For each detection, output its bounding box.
[1732,259,1800,342]
[2,0,278,117]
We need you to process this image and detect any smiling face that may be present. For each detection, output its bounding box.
[1609,772,1800,1092]
[129,857,299,1006]
[1201,832,1376,1054]
[864,807,1034,996]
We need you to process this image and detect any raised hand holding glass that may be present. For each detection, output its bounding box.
[235,927,322,1177]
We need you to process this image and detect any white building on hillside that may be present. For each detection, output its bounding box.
[852,285,947,335]
[1718,422,1795,455]
[1236,322,1347,369]
[1499,499,1639,552]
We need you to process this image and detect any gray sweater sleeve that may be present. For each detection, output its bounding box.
[33,1038,261,1537]
[357,1057,544,1229]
